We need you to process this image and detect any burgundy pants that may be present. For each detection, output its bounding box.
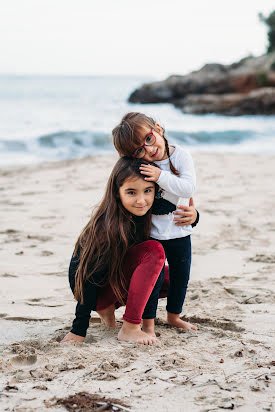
[96,240,167,324]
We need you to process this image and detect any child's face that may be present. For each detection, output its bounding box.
[134,124,166,162]
[119,176,155,216]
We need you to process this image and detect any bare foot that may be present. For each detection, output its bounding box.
[167,312,197,330]
[142,318,156,337]
[118,321,159,345]
[97,304,118,327]
[60,332,85,343]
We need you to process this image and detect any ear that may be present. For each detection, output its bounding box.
[155,123,163,136]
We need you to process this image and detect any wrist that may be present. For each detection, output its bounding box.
[156,170,162,183]
[191,210,200,227]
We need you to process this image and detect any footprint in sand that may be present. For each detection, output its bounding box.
[0,229,21,244]
[41,250,54,256]
[0,200,24,206]
[0,273,18,278]
[249,254,275,264]
[25,301,64,308]
[41,223,54,229]
[0,229,18,234]
[41,270,67,277]
[21,191,45,196]
[33,215,56,220]
[225,287,274,304]
[5,316,50,321]
[10,354,37,367]
[184,316,244,332]
[27,234,52,242]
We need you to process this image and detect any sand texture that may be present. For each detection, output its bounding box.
[0,153,274,411]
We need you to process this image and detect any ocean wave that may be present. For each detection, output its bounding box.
[169,129,258,145]
[0,130,113,163]
[1,75,275,165]
[1,127,275,166]
[37,130,111,148]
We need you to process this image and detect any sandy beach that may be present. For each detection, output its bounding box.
[0,152,274,411]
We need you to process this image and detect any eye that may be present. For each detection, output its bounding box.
[145,134,153,144]
[145,188,152,193]
[134,147,143,157]
[127,191,135,195]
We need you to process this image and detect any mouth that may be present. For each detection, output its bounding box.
[152,148,158,158]
[135,205,147,209]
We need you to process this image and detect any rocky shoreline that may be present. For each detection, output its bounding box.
[129,53,275,115]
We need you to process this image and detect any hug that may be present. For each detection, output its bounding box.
[62,112,199,345]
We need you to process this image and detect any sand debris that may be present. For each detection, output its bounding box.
[45,391,130,411]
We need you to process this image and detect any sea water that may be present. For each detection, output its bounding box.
[1,75,275,166]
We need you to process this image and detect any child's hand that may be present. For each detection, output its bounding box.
[173,197,197,226]
[139,164,161,182]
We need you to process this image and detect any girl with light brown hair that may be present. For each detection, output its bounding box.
[113,112,198,331]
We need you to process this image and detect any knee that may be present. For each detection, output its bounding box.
[143,240,165,263]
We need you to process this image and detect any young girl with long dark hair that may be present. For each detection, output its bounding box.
[62,158,161,345]
[113,113,198,331]
[61,157,198,345]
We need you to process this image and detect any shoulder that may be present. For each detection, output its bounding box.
[173,144,191,156]
[172,145,193,163]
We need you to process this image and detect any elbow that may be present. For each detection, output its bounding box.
[184,183,196,198]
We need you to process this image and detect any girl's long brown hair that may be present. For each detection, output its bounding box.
[74,157,157,305]
[112,112,179,176]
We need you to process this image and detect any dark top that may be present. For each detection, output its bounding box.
[69,210,200,337]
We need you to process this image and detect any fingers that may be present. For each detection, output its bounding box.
[176,205,190,211]
[189,197,194,207]
[174,213,196,225]
[140,169,153,174]
[144,177,156,181]
[174,220,193,226]
[173,216,191,222]
[140,166,155,176]
[139,165,154,172]
[173,206,195,226]
[140,164,154,169]
[140,165,160,182]
[173,210,192,216]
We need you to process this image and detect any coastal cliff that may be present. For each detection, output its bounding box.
[129,53,275,115]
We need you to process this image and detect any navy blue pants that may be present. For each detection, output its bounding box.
[155,235,191,314]
[142,260,165,319]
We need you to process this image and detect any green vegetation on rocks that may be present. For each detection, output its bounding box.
[259,10,275,53]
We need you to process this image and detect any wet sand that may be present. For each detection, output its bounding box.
[0,152,274,411]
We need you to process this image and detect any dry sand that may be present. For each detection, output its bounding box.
[0,152,274,411]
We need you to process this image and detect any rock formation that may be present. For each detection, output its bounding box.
[128,53,275,115]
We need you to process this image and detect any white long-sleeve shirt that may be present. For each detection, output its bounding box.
[151,144,196,240]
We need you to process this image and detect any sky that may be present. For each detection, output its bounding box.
[0,0,274,78]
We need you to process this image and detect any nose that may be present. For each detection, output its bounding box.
[136,194,146,205]
[144,145,155,154]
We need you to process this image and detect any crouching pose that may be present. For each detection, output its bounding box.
[61,157,198,345]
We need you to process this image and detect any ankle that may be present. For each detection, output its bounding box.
[167,312,180,322]
[122,320,141,331]
[97,304,115,316]
[142,319,155,331]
